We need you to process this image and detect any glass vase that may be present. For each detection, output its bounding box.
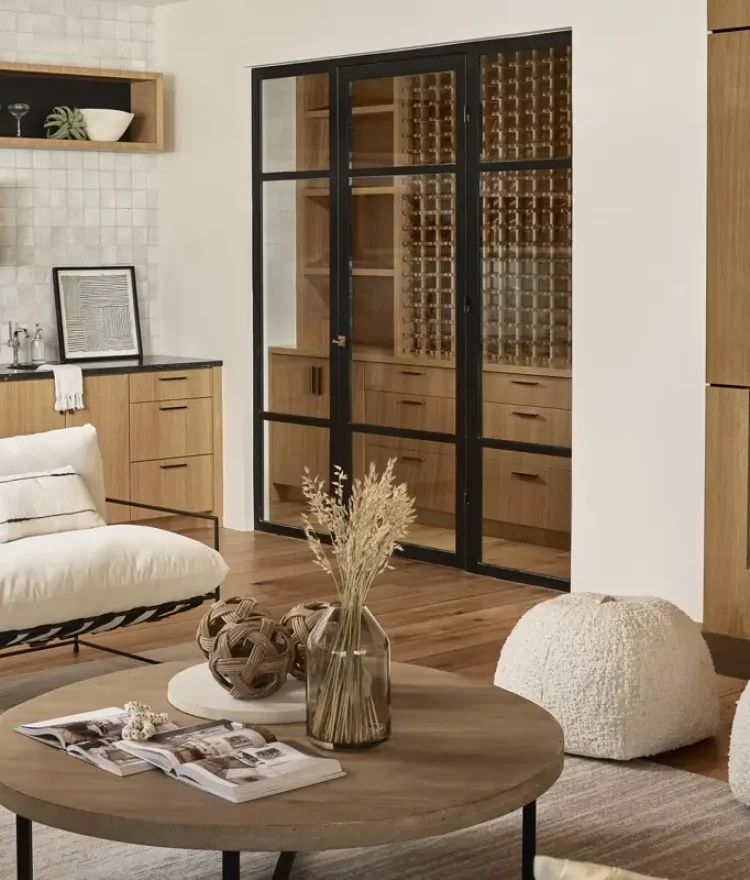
[306,602,391,750]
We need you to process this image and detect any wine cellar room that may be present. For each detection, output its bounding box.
[254,30,572,589]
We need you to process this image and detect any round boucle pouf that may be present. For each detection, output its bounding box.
[729,682,750,804]
[495,593,719,760]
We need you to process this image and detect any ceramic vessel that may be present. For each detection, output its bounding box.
[80,108,134,142]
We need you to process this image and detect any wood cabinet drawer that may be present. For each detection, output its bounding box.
[269,353,328,417]
[364,362,455,398]
[484,448,571,532]
[484,402,571,447]
[364,390,454,433]
[130,398,212,462]
[130,368,213,403]
[131,455,214,513]
[484,372,571,409]
[365,442,455,514]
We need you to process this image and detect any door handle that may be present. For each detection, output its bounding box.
[511,410,541,419]
[160,463,189,469]
[158,376,188,382]
[332,335,347,348]
[511,471,540,480]
[510,380,540,387]
[398,399,425,406]
[400,455,425,463]
[159,405,188,411]
[400,370,425,376]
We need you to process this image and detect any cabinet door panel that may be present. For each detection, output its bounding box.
[269,423,328,492]
[483,402,571,447]
[0,380,65,438]
[130,368,212,403]
[131,456,213,514]
[269,353,329,417]
[708,31,750,384]
[66,375,130,524]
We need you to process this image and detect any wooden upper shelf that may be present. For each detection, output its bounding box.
[0,62,164,153]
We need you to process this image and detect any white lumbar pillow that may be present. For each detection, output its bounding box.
[0,466,105,544]
[535,856,666,880]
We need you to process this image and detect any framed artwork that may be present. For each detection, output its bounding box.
[53,266,143,363]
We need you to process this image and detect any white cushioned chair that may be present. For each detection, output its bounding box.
[0,424,228,655]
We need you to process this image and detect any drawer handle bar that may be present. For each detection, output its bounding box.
[400,370,426,376]
[158,376,188,381]
[159,463,189,469]
[511,410,541,419]
[398,399,426,406]
[510,380,540,387]
[400,455,425,463]
[511,471,540,480]
[159,405,189,411]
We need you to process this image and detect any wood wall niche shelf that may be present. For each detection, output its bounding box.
[0,62,164,153]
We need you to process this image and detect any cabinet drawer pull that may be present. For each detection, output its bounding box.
[158,376,188,382]
[511,471,540,480]
[400,370,425,376]
[397,399,425,406]
[317,366,324,396]
[159,463,189,469]
[159,405,189,411]
[511,410,541,419]
[510,380,540,387]
[400,455,425,463]
[309,365,315,396]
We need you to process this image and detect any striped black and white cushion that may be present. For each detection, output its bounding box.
[0,465,106,544]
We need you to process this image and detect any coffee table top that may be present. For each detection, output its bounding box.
[0,661,563,852]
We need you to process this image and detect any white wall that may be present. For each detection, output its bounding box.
[155,0,707,618]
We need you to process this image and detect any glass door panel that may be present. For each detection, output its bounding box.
[262,73,329,172]
[354,433,456,552]
[262,180,330,417]
[264,423,329,530]
[349,72,456,168]
[481,46,571,162]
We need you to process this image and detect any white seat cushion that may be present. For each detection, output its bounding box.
[0,525,229,634]
[0,425,106,519]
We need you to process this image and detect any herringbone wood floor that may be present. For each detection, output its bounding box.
[0,527,741,782]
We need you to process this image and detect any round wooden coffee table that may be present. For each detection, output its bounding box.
[0,660,563,880]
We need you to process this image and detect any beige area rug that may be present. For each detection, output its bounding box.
[0,645,748,879]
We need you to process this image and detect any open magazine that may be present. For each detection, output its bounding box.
[15,706,177,776]
[117,720,345,802]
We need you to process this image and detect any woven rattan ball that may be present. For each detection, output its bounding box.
[196,596,267,658]
[208,617,293,700]
[281,601,331,681]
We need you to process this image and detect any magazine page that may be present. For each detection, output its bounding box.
[181,741,345,801]
[16,707,132,750]
[118,721,276,773]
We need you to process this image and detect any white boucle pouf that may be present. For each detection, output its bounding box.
[729,683,750,805]
[495,593,719,760]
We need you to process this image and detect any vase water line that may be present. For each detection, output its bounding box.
[306,603,391,750]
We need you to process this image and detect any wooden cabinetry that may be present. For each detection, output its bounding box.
[709,0,750,30]
[0,364,222,526]
[707,28,750,385]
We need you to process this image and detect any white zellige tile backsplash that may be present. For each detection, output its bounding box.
[0,0,159,360]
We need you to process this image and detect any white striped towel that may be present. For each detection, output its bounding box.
[36,364,85,413]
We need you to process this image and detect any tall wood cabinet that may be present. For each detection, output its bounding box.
[705,2,750,634]
[0,364,223,527]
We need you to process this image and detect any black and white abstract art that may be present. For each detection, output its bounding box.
[53,266,143,362]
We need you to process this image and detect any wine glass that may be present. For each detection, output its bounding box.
[8,103,29,138]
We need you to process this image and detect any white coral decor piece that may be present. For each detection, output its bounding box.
[122,701,170,742]
[495,593,719,760]
[729,682,750,804]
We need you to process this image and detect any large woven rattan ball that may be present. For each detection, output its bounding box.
[281,601,331,681]
[196,596,267,658]
[208,617,293,700]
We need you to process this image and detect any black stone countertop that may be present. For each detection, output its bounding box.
[0,354,223,382]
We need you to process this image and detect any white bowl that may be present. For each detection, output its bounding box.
[80,108,134,142]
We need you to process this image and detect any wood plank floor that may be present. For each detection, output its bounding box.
[0,527,740,782]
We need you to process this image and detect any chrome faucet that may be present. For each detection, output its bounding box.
[6,322,30,368]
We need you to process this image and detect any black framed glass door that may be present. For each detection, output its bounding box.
[252,31,572,590]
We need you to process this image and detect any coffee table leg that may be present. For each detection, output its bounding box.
[16,816,32,880]
[271,851,297,880]
[522,800,536,880]
[222,851,240,880]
